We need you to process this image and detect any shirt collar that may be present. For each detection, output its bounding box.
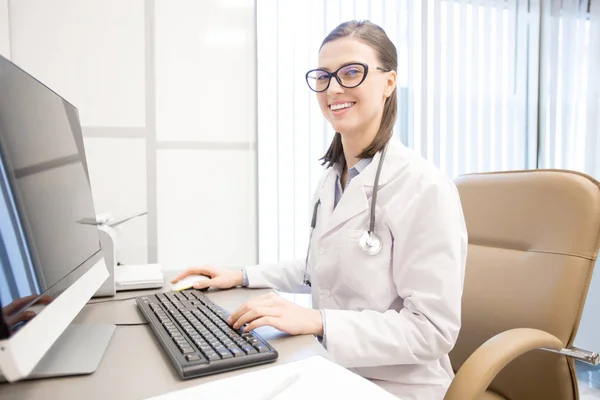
[351,157,372,174]
[333,156,373,178]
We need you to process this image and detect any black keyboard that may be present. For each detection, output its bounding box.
[135,290,278,379]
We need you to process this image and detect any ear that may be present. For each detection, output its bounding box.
[384,70,397,98]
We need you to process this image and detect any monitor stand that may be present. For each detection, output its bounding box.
[0,324,115,382]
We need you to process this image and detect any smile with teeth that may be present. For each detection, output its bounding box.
[330,102,356,111]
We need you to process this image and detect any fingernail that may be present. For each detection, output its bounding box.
[26,311,35,317]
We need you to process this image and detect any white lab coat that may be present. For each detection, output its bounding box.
[245,139,468,400]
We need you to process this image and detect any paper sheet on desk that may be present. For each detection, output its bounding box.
[145,355,399,400]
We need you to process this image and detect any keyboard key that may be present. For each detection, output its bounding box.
[186,354,203,362]
[241,345,258,355]
[230,348,244,357]
[174,293,186,302]
[254,343,269,353]
[181,347,195,354]
[216,348,233,359]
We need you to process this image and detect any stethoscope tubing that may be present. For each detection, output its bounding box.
[303,142,389,286]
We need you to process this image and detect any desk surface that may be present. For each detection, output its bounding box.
[0,274,327,400]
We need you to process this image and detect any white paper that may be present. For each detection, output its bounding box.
[145,355,400,400]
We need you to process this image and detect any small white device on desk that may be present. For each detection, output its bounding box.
[78,212,164,296]
[115,264,164,291]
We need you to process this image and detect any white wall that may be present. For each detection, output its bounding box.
[2,0,257,270]
[154,0,257,269]
[0,0,9,58]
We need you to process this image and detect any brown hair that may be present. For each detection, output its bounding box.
[319,20,398,168]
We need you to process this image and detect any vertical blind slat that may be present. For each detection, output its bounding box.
[547,1,560,168]
[493,0,503,171]
[458,0,468,176]
[417,0,432,159]
[432,0,442,169]
[445,1,455,175]
[308,0,325,213]
[482,1,492,172]
[293,0,311,260]
[587,1,600,175]
[471,0,482,172]
[369,0,384,26]
[507,0,517,170]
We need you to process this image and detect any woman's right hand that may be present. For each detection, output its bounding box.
[170,265,244,290]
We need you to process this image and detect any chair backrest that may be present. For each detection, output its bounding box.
[450,170,600,400]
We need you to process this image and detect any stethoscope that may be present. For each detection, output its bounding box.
[303,143,389,286]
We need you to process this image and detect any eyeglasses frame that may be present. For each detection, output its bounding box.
[305,62,391,93]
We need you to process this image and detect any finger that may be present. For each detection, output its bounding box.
[192,278,213,290]
[227,297,276,325]
[3,294,39,315]
[171,266,212,283]
[6,310,36,327]
[36,295,54,305]
[232,307,277,330]
[245,316,279,332]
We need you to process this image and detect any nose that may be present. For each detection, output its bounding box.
[327,77,344,96]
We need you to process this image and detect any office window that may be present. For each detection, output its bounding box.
[256,0,531,264]
[537,0,600,179]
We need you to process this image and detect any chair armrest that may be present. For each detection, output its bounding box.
[444,328,563,400]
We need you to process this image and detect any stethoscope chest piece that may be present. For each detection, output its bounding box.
[359,231,382,255]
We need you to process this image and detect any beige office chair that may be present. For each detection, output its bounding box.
[445,169,600,400]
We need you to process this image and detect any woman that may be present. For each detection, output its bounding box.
[172,20,468,400]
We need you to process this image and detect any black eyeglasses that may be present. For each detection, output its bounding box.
[305,62,390,92]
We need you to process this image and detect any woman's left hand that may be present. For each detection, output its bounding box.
[226,292,323,336]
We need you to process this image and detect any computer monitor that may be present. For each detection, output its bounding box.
[0,54,114,382]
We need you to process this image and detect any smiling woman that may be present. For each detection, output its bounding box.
[312,22,398,171]
[172,20,468,400]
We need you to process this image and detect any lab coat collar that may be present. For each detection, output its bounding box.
[317,139,400,239]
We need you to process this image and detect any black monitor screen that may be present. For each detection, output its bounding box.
[0,55,101,338]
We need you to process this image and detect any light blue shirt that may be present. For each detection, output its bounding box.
[242,157,373,347]
[334,157,373,208]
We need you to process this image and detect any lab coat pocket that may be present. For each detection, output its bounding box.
[338,229,393,299]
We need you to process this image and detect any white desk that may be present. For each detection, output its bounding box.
[0,272,327,400]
